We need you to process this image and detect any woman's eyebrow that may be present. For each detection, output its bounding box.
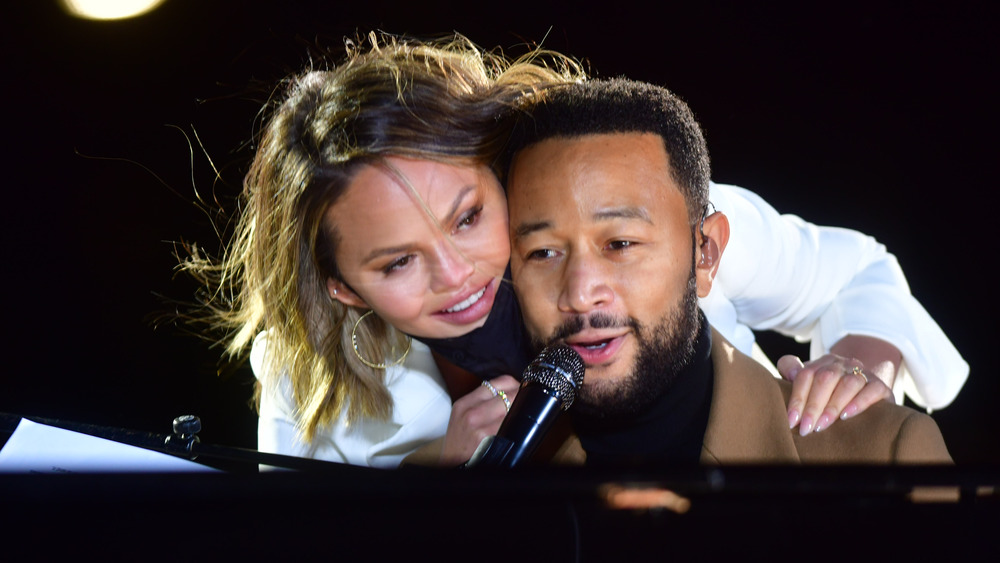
[360,184,479,265]
[441,184,478,224]
[361,244,412,266]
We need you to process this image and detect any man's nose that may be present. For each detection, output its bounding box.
[429,237,476,293]
[557,250,614,314]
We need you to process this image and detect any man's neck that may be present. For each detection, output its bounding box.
[572,314,715,467]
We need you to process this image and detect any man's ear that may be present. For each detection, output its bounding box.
[695,211,730,298]
[327,277,367,308]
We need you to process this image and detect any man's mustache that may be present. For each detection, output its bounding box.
[548,313,639,345]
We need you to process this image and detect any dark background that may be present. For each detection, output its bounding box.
[2,1,995,463]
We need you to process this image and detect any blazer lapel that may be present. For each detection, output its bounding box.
[701,329,801,464]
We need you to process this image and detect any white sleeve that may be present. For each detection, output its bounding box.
[701,182,968,410]
[251,333,451,468]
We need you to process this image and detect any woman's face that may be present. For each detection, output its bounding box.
[325,157,510,339]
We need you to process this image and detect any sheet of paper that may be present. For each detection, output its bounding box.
[0,418,219,473]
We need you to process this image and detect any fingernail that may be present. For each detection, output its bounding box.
[798,417,814,437]
[788,409,801,429]
[841,404,859,420]
[814,414,831,433]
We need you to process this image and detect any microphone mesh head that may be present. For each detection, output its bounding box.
[522,346,585,410]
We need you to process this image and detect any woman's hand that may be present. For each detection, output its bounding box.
[439,375,520,466]
[777,354,893,436]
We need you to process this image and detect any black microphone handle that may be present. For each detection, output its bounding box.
[467,384,564,468]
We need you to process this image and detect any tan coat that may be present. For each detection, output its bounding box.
[700,330,952,464]
[553,329,953,465]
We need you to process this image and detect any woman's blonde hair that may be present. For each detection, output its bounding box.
[184,32,584,441]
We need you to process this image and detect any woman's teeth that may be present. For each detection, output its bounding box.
[445,287,486,313]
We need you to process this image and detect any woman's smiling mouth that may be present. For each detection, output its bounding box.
[444,286,486,313]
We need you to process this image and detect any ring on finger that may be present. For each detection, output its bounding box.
[850,365,868,384]
[496,389,511,412]
[481,380,499,396]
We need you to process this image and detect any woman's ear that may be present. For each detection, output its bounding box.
[327,277,367,308]
[695,211,730,298]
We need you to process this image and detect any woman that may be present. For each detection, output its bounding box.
[188,34,966,468]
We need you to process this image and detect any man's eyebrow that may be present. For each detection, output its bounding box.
[513,220,551,240]
[513,206,652,240]
[592,206,652,223]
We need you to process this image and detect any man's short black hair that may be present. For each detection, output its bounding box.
[503,78,711,224]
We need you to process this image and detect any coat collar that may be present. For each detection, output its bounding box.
[701,329,801,464]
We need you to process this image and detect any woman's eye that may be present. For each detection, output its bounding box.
[383,255,412,274]
[456,206,483,230]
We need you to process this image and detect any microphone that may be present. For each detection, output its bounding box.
[466,345,585,468]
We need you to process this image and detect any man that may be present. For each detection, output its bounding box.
[504,79,951,465]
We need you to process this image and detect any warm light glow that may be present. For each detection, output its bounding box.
[599,484,692,513]
[60,0,168,20]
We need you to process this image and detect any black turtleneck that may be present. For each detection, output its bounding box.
[415,274,715,467]
[572,315,714,467]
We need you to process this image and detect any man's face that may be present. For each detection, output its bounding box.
[507,132,706,416]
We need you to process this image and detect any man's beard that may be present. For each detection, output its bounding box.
[532,268,701,420]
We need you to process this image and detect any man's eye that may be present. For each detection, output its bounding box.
[527,249,556,260]
[607,240,635,251]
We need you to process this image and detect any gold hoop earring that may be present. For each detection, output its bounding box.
[351,310,411,369]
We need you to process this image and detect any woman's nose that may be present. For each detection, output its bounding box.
[429,238,476,293]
